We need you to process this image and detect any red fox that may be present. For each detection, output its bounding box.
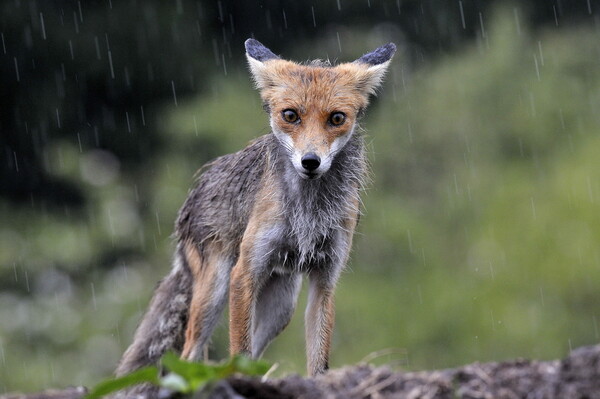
[116,39,395,383]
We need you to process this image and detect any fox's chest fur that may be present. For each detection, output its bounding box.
[176,132,365,273]
[265,132,365,272]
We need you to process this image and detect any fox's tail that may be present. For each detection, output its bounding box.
[115,249,192,376]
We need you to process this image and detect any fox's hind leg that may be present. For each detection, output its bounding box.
[181,241,232,361]
[251,273,302,358]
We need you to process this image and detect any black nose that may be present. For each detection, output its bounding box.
[301,152,321,172]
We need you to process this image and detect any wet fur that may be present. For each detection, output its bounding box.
[116,39,394,388]
[116,132,366,368]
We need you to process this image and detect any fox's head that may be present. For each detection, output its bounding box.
[245,39,395,180]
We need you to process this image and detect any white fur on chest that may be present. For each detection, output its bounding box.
[250,212,346,276]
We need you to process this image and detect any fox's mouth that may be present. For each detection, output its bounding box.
[299,171,321,180]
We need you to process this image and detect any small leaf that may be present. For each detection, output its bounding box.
[85,366,160,399]
[210,355,270,380]
[161,351,216,382]
[160,372,190,393]
[232,355,271,376]
[157,352,272,394]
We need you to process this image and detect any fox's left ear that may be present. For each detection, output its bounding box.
[352,43,396,95]
[245,38,280,89]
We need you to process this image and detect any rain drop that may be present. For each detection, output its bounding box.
[91,283,97,310]
[0,343,5,366]
[94,36,101,60]
[13,57,20,82]
[534,54,540,81]
[479,12,486,37]
[514,7,522,35]
[171,80,178,106]
[140,105,146,126]
[108,50,115,79]
[69,39,74,60]
[156,211,162,235]
[125,111,131,133]
[39,12,47,40]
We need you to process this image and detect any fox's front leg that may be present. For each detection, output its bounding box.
[306,213,358,375]
[229,248,256,356]
[230,178,282,356]
[305,270,338,376]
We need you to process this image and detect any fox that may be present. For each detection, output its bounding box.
[115,38,396,385]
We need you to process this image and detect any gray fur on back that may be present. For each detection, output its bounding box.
[176,135,271,255]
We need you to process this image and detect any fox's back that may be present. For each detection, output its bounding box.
[175,134,275,254]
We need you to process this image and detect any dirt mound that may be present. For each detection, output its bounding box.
[227,345,600,398]
[3,345,599,399]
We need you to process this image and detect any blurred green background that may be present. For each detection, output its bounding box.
[2,0,600,393]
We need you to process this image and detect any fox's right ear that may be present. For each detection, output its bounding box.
[352,43,396,95]
[245,39,280,89]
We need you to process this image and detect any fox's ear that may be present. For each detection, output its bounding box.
[355,43,396,66]
[245,39,280,89]
[353,43,396,95]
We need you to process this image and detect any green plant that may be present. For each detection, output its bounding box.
[85,354,270,399]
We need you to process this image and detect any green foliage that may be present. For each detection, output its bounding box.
[85,367,160,399]
[85,354,270,398]
[159,353,270,394]
[343,9,600,368]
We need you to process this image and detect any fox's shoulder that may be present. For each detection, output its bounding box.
[207,133,274,171]
[175,133,277,242]
[189,133,277,193]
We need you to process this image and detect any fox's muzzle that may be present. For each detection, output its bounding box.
[301,152,321,172]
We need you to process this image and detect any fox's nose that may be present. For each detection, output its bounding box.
[301,152,321,172]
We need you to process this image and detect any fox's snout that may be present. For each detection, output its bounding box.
[284,129,355,180]
[296,151,324,180]
[301,153,321,172]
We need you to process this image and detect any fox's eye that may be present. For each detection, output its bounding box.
[329,112,346,126]
[282,109,299,123]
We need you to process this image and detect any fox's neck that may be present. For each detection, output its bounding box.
[271,129,366,233]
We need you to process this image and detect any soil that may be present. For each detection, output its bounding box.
[2,344,599,399]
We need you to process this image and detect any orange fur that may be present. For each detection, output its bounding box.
[229,170,281,355]
[253,60,379,155]
[228,254,254,355]
[181,241,218,359]
[305,279,336,375]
